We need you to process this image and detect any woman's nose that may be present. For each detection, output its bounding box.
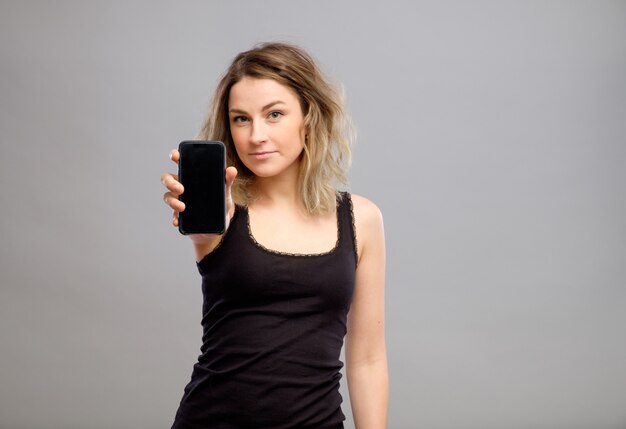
[250,120,268,144]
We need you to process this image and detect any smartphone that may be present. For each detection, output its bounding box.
[177,140,226,235]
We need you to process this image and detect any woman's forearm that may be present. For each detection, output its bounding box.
[347,358,389,429]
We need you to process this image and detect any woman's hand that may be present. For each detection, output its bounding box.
[161,148,238,257]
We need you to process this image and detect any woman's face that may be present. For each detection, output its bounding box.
[228,77,306,180]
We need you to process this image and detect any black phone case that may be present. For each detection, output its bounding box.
[177,140,226,235]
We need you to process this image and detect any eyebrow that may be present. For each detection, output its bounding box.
[229,100,286,114]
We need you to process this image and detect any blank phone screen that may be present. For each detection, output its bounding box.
[178,141,226,234]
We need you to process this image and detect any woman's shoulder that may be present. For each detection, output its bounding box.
[347,193,384,225]
[345,193,384,261]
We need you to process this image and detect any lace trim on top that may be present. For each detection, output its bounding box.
[346,193,359,266]
[244,200,343,258]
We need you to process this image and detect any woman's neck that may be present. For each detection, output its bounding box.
[249,164,302,211]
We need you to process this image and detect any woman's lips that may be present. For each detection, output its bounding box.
[250,151,276,160]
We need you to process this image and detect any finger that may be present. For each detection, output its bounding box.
[173,212,179,227]
[169,149,180,164]
[161,172,183,194]
[163,191,186,212]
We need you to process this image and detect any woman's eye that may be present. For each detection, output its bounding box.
[268,111,283,120]
[233,116,248,123]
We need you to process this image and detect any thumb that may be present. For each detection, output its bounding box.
[225,166,238,202]
[225,166,238,188]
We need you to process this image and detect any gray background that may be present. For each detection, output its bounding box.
[1,1,625,428]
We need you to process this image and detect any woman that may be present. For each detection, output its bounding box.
[161,42,388,429]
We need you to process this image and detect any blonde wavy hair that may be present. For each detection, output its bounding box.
[198,42,354,214]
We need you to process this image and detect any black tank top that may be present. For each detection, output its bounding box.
[171,193,357,429]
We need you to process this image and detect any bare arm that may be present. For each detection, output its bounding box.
[345,195,388,429]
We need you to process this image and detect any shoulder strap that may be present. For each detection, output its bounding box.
[338,192,358,267]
